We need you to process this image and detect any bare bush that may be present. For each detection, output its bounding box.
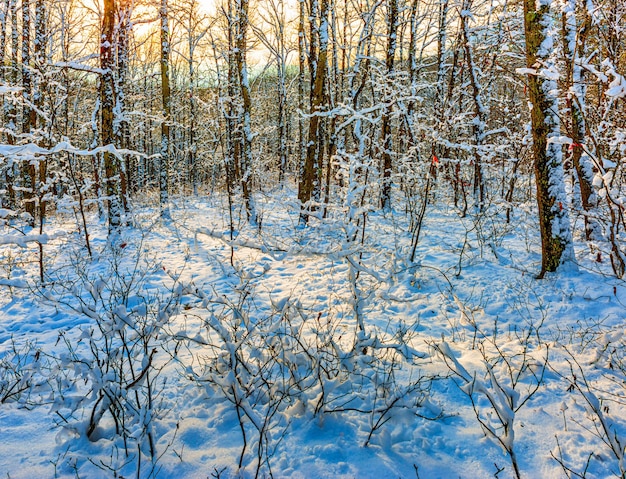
[39,241,182,477]
[0,338,46,405]
[173,259,437,477]
[552,341,626,479]
[434,323,548,479]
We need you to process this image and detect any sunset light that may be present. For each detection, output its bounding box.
[1,0,625,477]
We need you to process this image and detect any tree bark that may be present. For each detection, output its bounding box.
[235,0,257,224]
[160,0,171,219]
[116,0,131,205]
[561,1,598,241]
[21,0,36,224]
[297,0,306,186]
[101,0,121,233]
[380,0,398,210]
[523,0,573,277]
[461,0,486,211]
[298,0,330,223]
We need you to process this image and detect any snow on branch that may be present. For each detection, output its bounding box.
[604,65,626,99]
[0,231,66,248]
[0,85,22,95]
[0,141,145,160]
[53,58,104,75]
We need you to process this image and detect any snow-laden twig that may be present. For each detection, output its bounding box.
[434,328,548,479]
[0,231,66,247]
[556,346,626,479]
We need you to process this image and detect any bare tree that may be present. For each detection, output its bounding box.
[101,0,122,234]
[560,0,599,241]
[523,0,573,277]
[160,0,171,219]
[251,0,290,186]
[379,0,398,210]
[1,0,18,206]
[21,0,36,223]
[234,0,257,224]
[460,0,487,211]
[172,0,210,195]
[116,0,132,206]
[298,0,330,223]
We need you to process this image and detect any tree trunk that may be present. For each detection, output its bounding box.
[431,0,449,184]
[34,0,46,216]
[21,0,36,224]
[101,0,121,233]
[235,0,257,224]
[0,1,7,101]
[297,0,306,187]
[561,1,599,241]
[461,0,486,211]
[225,0,239,191]
[523,0,573,277]
[34,0,46,282]
[2,0,17,206]
[380,0,398,210]
[6,0,17,143]
[117,0,131,206]
[298,0,330,223]
[160,0,171,219]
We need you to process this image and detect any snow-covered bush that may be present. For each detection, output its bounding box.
[40,241,182,477]
[175,277,316,477]
[0,338,45,405]
[435,323,548,479]
[552,334,626,478]
[174,257,437,477]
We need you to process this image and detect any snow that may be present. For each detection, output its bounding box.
[0,231,66,247]
[0,208,17,219]
[606,71,626,99]
[0,141,144,161]
[1,191,626,478]
[515,67,537,76]
[0,85,22,95]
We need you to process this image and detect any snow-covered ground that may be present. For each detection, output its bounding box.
[1,190,625,479]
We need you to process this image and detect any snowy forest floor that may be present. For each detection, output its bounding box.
[1,188,626,479]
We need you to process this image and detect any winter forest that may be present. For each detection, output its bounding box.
[0,0,625,476]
